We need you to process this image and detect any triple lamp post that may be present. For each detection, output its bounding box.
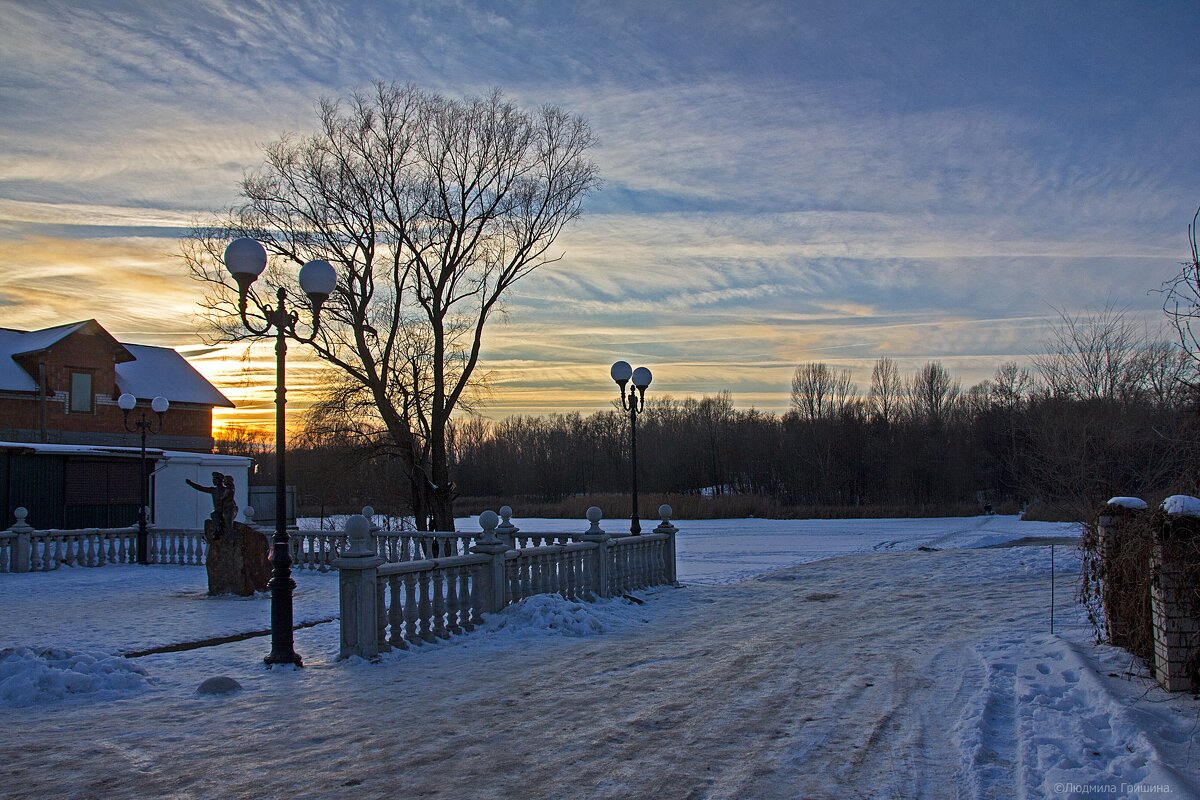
[610,360,653,534]
[118,393,168,566]
[222,237,338,667]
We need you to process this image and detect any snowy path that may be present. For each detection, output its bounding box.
[2,541,1196,799]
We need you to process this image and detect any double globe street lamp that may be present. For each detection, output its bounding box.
[118,393,168,565]
[610,360,653,534]
[223,237,338,667]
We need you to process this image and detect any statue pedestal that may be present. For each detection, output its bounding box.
[205,521,271,596]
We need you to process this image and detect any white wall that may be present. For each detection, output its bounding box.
[152,451,251,530]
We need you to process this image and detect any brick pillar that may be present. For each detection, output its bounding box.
[1151,523,1200,692]
[1096,500,1146,648]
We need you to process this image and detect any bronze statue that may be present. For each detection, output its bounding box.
[186,471,237,538]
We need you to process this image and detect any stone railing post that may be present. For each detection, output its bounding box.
[579,506,611,598]
[497,505,519,549]
[653,503,680,586]
[334,514,385,660]
[10,507,32,573]
[470,510,509,613]
[362,505,381,556]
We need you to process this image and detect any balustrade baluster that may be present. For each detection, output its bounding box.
[611,547,620,596]
[519,556,532,599]
[533,554,544,594]
[387,575,407,649]
[403,573,419,645]
[470,563,485,626]
[459,566,474,630]
[506,559,518,605]
[565,550,575,599]
[432,569,449,639]
[418,571,434,643]
[445,566,461,634]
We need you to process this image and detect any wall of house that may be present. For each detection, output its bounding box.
[0,394,215,452]
[0,331,215,452]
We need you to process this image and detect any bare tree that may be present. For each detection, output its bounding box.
[867,357,903,424]
[1161,206,1200,386]
[186,83,599,529]
[990,361,1034,409]
[1032,305,1143,402]
[905,361,960,425]
[790,362,856,422]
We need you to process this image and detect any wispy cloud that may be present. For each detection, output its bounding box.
[0,0,1196,427]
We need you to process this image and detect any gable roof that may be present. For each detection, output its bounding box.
[10,320,135,362]
[0,322,234,408]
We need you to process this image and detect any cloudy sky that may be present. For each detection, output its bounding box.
[1,1,1197,430]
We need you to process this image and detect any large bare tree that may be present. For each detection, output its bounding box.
[186,83,599,529]
[1162,206,1200,393]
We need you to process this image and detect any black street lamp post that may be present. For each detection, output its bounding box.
[610,360,653,534]
[223,237,337,667]
[119,393,168,565]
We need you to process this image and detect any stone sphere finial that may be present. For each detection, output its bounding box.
[585,506,604,535]
[345,514,372,555]
[477,509,501,545]
[658,504,673,522]
[243,506,255,524]
[497,505,518,534]
[14,507,28,524]
[362,505,375,520]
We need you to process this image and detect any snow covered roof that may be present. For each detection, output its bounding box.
[116,344,233,408]
[0,441,249,466]
[0,329,39,392]
[0,441,164,459]
[0,322,233,408]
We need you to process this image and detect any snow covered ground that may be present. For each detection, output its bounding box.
[0,516,1196,799]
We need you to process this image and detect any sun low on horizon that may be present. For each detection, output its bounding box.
[1,1,1197,434]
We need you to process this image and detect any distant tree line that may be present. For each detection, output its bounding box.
[217,307,1200,520]
[457,307,1197,516]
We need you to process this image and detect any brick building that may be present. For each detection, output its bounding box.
[0,319,232,452]
[0,320,250,530]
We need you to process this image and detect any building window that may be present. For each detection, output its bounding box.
[69,371,94,413]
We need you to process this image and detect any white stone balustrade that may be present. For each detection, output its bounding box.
[0,508,208,571]
[337,504,680,659]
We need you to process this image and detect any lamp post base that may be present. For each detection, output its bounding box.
[264,651,303,667]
